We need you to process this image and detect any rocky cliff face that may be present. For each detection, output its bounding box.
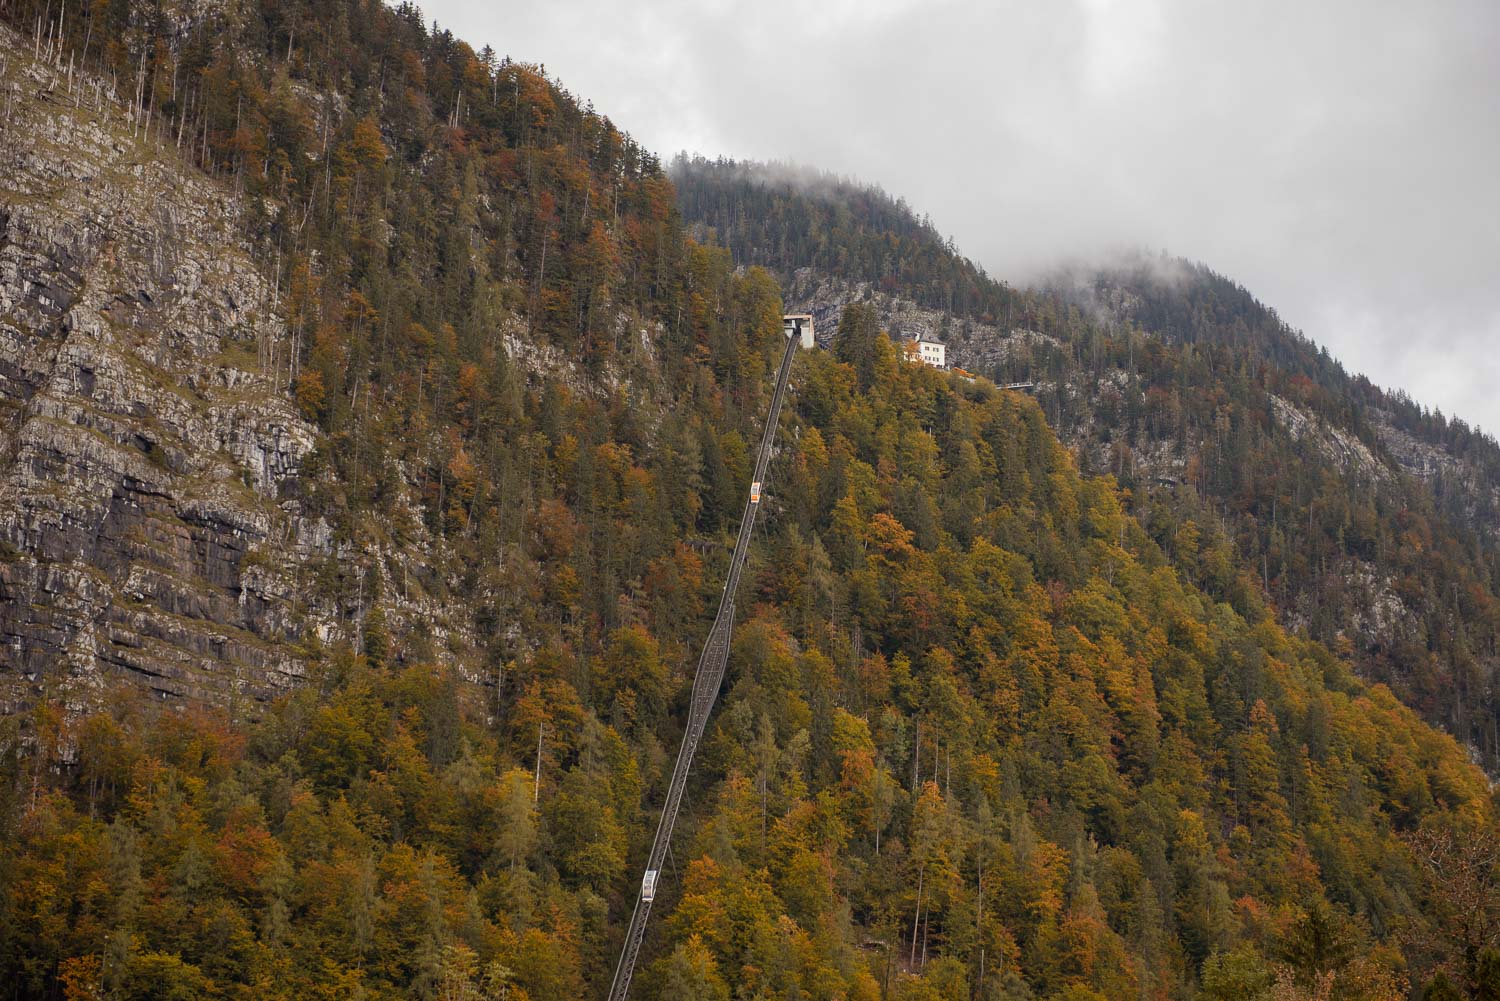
[0,29,327,713]
[783,267,1070,378]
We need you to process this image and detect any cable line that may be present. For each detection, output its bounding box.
[606,324,802,1001]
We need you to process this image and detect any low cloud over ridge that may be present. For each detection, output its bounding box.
[426,0,1500,431]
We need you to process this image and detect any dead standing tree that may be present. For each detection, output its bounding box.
[1403,822,1500,993]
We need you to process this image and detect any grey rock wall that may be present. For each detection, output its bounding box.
[0,31,326,713]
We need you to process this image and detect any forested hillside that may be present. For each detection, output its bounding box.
[671,159,1019,325]
[2,4,1499,1001]
[674,156,1500,776]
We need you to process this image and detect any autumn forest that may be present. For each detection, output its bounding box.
[0,1,1498,1000]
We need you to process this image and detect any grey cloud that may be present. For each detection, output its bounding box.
[435,0,1500,432]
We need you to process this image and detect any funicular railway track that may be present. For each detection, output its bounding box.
[606,320,805,1001]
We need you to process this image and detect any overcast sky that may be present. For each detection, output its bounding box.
[429,0,1500,433]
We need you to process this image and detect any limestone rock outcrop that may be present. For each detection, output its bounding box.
[0,30,326,711]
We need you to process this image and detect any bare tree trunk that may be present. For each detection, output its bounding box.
[920,898,931,971]
[911,720,920,791]
[533,723,544,802]
[975,857,986,997]
[909,862,925,968]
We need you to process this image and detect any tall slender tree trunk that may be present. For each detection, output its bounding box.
[911,720,920,791]
[533,723,544,802]
[909,862,925,968]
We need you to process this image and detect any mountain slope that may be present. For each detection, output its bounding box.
[673,155,1500,774]
[0,7,1498,1001]
[0,26,321,709]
